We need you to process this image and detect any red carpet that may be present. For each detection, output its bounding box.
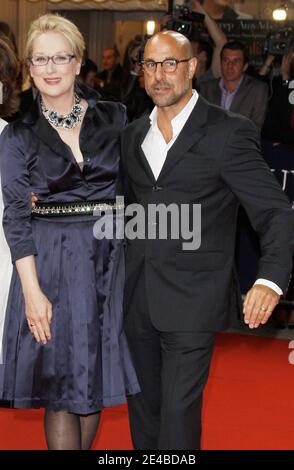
[0,333,293,450]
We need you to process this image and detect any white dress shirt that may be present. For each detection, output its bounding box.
[141,91,283,296]
[142,90,199,180]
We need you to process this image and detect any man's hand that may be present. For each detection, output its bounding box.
[31,192,37,208]
[189,0,206,15]
[243,284,280,328]
[281,52,294,81]
[160,14,172,30]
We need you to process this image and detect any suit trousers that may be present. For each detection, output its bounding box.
[124,269,216,450]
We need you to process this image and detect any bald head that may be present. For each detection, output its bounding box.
[144,31,192,60]
[142,30,197,111]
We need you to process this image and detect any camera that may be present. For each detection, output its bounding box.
[264,28,294,55]
[167,1,205,38]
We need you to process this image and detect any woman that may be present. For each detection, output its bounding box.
[0,14,139,450]
[0,35,20,363]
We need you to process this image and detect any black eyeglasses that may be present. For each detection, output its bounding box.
[141,58,191,74]
[29,53,76,66]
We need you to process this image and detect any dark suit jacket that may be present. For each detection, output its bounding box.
[121,96,294,332]
[199,74,268,128]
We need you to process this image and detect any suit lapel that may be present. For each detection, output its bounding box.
[157,95,208,182]
[134,116,156,184]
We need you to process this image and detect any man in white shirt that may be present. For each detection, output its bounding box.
[121,31,294,450]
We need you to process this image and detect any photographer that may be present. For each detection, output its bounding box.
[162,1,227,85]
[190,0,227,84]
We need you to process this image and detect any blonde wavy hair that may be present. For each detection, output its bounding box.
[25,14,85,62]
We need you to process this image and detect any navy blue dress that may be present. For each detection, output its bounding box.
[0,85,140,414]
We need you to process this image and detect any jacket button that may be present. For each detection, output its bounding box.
[152,185,163,191]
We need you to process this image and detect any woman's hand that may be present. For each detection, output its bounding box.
[24,287,52,344]
[15,250,51,345]
[31,192,38,208]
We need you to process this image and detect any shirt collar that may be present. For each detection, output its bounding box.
[219,75,244,94]
[149,89,199,136]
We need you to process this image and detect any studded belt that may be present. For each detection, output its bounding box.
[31,200,124,217]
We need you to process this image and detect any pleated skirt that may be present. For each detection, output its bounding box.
[0,215,140,414]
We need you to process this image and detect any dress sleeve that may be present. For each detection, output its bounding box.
[0,124,37,262]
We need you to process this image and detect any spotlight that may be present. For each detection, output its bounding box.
[272,3,288,21]
[146,21,156,37]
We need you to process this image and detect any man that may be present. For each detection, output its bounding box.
[199,41,268,128]
[191,39,213,84]
[189,0,227,86]
[121,31,294,450]
[78,58,98,89]
[97,46,123,100]
[162,1,227,86]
